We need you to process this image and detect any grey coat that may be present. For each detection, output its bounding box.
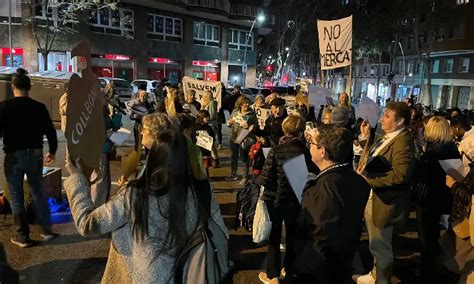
[64,173,228,284]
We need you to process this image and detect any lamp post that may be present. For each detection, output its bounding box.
[242,13,265,87]
[8,0,13,67]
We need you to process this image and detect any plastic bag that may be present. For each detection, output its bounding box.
[252,186,272,243]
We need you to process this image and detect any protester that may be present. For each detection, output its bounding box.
[183,89,201,116]
[254,97,287,147]
[450,115,473,168]
[200,91,219,167]
[266,92,278,105]
[192,110,216,176]
[338,92,356,126]
[156,86,183,116]
[295,92,315,122]
[288,124,370,283]
[258,114,318,283]
[355,102,416,284]
[409,107,424,156]
[0,68,57,247]
[450,107,462,118]
[223,85,243,112]
[330,106,349,127]
[412,116,461,282]
[225,96,257,184]
[252,94,266,110]
[64,113,227,283]
[130,90,154,150]
[321,107,332,125]
[445,165,474,283]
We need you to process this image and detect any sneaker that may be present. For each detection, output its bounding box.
[352,272,376,284]
[40,232,58,242]
[258,272,279,283]
[212,159,219,168]
[280,268,286,278]
[217,144,223,150]
[11,236,33,248]
[225,175,239,181]
[239,178,250,186]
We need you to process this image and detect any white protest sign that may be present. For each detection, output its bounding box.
[255,108,271,130]
[234,128,250,144]
[233,115,246,127]
[182,76,222,111]
[196,131,214,152]
[109,127,132,146]
[283,154,309,203]
[262,147,271,158]
[439,159,469,182]
[355,95,382,127]
[317,15,352,70]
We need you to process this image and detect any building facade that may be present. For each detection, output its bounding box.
[0,0,270,87]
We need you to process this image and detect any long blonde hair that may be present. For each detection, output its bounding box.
[201,90,213,107]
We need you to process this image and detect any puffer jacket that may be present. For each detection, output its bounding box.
[260,137,319,208]
[254,112,287,147]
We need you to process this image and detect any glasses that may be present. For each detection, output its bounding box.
[306,137,319,148]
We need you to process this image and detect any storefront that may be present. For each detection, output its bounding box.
[1,48,24,67]
[37,51,76,72]
[192,60,219,81]
[91,54,134,81]
[148,57,182,85]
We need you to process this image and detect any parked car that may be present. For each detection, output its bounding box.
[98,77,133,102]
[131,79,158,94]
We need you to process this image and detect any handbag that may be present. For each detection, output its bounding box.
[252,186,272,243]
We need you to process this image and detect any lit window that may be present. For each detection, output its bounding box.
[193,22,220,47]
[444,59,454,73]
[229,28,253,51]
[459,58,470,73]
[432,60,440,73]
[89,7,134,38]
[147,14,182,42]
[456,0,469,5]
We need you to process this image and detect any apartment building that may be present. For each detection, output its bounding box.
[0,0,271,86]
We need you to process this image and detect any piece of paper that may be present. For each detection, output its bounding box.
[439,159,469,182]
[233,115,246,127]
[355,95,382,127]
[234,128,250,144]
[109,128,132,146]
[262,147,271,158]
[283,154,309,203]
[124,99,137,113]
[121,148,142,179]
[195,131,214,152]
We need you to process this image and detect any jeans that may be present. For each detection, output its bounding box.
[216,123,223,145]
[5,149,51,240]
[265,201,299,279]
[91,153,111,206]
[364,194,394,284]
[230,142,249,178]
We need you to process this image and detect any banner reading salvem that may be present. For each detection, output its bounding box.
[182,76,222,111]
[317,15,352,70]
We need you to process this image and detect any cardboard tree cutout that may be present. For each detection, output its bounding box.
[65,42,105,181]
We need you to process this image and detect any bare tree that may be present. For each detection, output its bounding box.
[26,0,122,71]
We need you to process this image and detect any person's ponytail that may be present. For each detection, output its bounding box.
[12,68,31,91]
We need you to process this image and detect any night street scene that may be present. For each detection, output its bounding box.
[0,0,473,283]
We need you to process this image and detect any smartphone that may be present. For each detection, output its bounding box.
[306,121,315,132]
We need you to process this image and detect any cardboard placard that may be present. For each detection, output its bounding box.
[121,148,142,179]
[255,107,271,130]
[195,131,214,152]
[65,42,105,179]
[182,76,222,111]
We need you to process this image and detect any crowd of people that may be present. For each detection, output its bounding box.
[0,68,473,284]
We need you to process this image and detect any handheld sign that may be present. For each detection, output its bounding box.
[256,107,271,130]
[283,154,309,203]
[196,131,214,152]
[182,76,222,111]
[317,15,353,70]
[65,42,105,180]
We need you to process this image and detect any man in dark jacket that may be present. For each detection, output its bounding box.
[255,97,287,147]
[288,124,370,283]
[223,85,243,112]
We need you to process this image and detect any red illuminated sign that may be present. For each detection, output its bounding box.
[148,57,173,64]
[1,48,24,55]
[103,54,131,60]
[193,60,218,67]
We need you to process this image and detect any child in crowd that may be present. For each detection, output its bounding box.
[192,110,216,176]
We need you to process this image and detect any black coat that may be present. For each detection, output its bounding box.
[254,113,287,147]
[291,165,370,283]
[260,137,318,208]
[414,142,461,213]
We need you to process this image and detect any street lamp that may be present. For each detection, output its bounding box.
[242,13,265,87]
[392,40,406,84]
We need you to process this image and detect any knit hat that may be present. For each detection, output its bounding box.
[331,107,349,125]
[270,97,285,107]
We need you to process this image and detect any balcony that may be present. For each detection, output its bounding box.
[180,0,230,13]
[229,3,257,19]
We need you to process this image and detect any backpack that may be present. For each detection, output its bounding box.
[175,180,233,283]
[235,178,260,231]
